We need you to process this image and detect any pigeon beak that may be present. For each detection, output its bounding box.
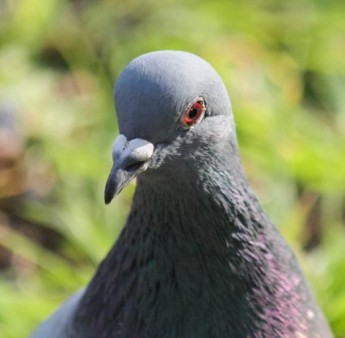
[104,134,154,204]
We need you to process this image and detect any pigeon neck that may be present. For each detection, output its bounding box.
[75,167,312,336]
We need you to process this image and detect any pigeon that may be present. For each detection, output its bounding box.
[31,51,333,338]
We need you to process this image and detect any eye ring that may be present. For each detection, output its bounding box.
[180,97,206,128]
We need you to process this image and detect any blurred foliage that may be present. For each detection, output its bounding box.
[0,0,345,337]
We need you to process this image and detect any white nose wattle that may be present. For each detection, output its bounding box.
[111,134,154,167]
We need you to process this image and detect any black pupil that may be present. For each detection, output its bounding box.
[189,107,198,119]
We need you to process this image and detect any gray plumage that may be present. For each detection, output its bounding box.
[31,51,333,338]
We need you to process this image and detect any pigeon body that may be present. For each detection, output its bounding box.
[31,51,333,338]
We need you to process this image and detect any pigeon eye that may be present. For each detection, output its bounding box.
[181,97,206,127]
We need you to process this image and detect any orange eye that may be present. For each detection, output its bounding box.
[181,98,206,127]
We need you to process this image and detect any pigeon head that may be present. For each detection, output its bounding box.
[105,51,238,203]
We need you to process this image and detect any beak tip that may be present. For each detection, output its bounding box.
[104,196,112,205]
[104,177,115,205]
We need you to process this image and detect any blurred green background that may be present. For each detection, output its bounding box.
[1,0,345,337]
